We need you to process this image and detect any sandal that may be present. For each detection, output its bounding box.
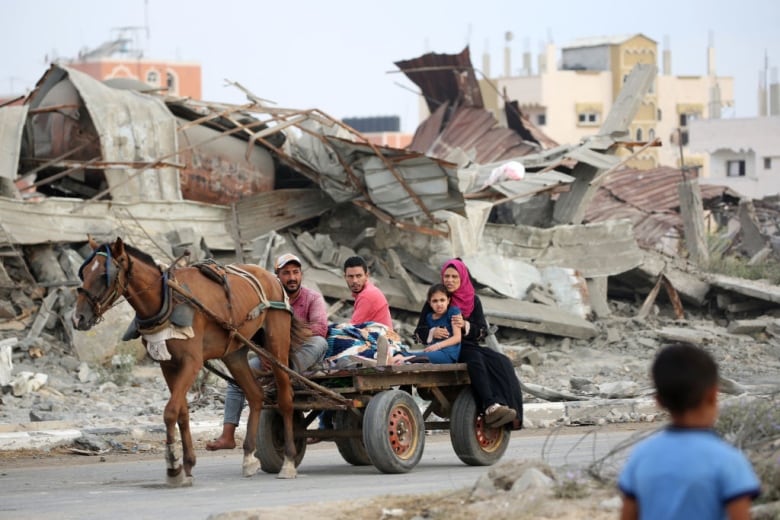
[485,404,516,428]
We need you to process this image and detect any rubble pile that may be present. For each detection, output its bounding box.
[1,49,780,433]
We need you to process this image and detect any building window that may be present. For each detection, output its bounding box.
[765,157,772,169]
[636,128,643,141]
[537,113,546,126]
[577,112,600,126]
[166,72,176,91]
[727,160,746,177]
[679,112,700,127]
[649,128,656,140]
[146,70,159,85]
[657,109,662,121]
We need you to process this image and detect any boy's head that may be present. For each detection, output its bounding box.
[652,342,718,416]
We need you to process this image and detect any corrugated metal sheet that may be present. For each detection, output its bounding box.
[584,166,741,247]
[428,106,537,164]
[398,47,556,167]
[28,66,181,202]
[409,102,448,155]
[395,47,483,114]
[326,136,465,218]
[0,105,27,180]
[234,188,335,240]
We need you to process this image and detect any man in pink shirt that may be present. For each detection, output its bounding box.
[206,253,328,451]
[344,255,393,329]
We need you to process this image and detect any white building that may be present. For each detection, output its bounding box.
[688,116,780,199]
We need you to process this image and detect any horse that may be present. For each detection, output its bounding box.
[71,236,308,485]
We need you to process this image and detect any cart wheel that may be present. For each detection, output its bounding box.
[363,389,425,474]
[333,410,372,466]
[450,388,510,466]
[255,409,306,474]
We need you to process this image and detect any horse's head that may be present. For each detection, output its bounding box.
[72,236,132,330]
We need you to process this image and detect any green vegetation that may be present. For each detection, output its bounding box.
[704,235,780,284]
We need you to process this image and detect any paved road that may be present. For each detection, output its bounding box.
[0,426,652,520]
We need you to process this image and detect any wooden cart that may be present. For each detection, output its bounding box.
[254,362,512,474]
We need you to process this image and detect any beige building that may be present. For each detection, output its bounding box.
[474,34,733,172]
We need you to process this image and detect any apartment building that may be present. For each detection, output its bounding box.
[477,34,733,172]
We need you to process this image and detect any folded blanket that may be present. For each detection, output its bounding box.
[326,321,408,362]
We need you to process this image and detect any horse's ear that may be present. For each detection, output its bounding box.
[87,234,99,250]
[112,237,125,257]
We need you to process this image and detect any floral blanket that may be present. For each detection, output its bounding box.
[326,321,408,362]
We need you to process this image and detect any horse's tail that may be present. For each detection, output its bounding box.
[290,315,311,351]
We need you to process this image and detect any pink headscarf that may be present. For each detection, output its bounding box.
[441,258,475,318]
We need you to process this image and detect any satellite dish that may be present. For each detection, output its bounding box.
[505,31,514,42]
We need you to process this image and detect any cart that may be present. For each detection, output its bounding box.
[254,362,512,474]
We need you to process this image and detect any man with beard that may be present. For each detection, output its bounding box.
[206,253,328,451]
[343,255,392,329]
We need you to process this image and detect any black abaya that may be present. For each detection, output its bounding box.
[414,296,523,429]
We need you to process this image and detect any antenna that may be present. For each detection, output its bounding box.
[144,0,151,55]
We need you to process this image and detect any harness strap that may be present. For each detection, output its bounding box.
[135,272,175,335]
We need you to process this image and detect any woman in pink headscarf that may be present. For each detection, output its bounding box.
[414,258,523,429]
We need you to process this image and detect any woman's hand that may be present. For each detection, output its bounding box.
[432,326,450,340]
[451,314,464,330]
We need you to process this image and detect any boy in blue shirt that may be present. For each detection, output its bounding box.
[618,342,761,520]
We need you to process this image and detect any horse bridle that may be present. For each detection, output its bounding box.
[77,245,132,319]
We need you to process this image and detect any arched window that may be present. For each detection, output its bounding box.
[636,128,643,141]
[166,72,176,91]
[146,70,159,85]
[649,128,656,140]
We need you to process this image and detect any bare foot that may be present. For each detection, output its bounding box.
[205,436,236,451]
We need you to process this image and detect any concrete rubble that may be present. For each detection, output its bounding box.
[1,48,780,449]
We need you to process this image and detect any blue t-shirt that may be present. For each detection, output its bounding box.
[407,306,461,364]
[425,305,461,346]
[618,427,760,520]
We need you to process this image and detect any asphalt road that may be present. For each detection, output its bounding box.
[0,426,652,520]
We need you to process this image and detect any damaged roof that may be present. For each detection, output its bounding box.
[396,46,558,164]
[585,166,741,248]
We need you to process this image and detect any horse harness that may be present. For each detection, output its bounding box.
[78,248,293,356]
[77,244,131,319]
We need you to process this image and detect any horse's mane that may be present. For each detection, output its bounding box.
[116,242,160,271]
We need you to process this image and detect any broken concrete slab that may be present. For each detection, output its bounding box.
[727,318,772,335]
[707,273,780,305]
[480,219,644,278]
[635,251,711,306]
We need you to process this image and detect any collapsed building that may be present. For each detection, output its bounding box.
[1,48,779,393]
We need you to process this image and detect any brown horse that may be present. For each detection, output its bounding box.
[71,237,307,485]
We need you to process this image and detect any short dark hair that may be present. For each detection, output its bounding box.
[652,342,718,414]
[427,283,449,301]
[343,256,367,273]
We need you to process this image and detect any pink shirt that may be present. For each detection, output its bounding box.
[289,285,328,338]
[351,280,393,329]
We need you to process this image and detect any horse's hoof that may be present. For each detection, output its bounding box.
[242,455,260,477]
[276,461,297,479]
[166,472,194,488]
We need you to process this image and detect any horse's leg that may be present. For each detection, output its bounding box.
[222,348,264,477]
[160,357,200,487]
[266,313,297,479]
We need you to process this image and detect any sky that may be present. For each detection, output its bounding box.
[2,0,779,133]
